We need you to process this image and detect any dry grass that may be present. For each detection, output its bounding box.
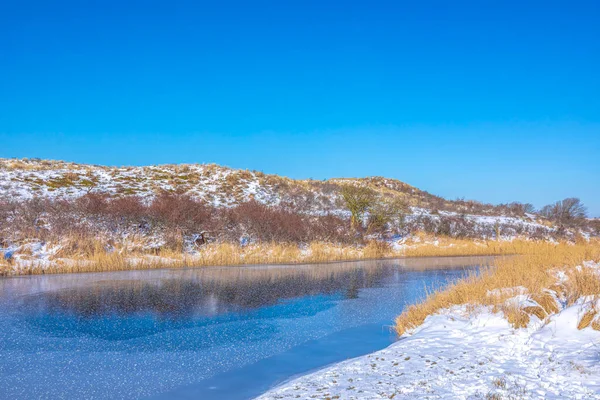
[401,235,535,257]
[35,241,367,275]
[0,259,10,276]
[31,235,515,275]
[565,266,600,304]
[1,234,495,275]
[395,240,600,335]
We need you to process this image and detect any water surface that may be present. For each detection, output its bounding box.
[0,256,491,399]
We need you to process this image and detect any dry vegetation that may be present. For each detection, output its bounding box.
[0,190,596,276]
[0,241,406,276]
[395,240,600,335]
[1,158,598,277]
[0,229,565,276]
[401,235,523,257]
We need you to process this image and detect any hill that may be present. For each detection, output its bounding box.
[0,157,540,216]
[0,158,595,275]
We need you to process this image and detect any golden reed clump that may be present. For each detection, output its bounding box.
[395,239,600,335]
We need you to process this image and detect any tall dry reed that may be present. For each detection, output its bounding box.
[395,240,600,334]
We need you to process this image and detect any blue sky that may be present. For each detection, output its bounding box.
[1,1,599,215]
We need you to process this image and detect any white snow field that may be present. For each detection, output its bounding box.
[258,291,600,399]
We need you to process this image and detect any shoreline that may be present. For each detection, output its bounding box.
[1,236,528,277]
[0,252,502,279]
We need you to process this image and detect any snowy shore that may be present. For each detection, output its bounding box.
[258,302,600,399]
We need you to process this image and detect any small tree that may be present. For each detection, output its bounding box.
[340,185,376,228]
[367,197,409,233]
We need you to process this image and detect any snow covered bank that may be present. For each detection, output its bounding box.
[258,303,600,399]
[258,257,600,400]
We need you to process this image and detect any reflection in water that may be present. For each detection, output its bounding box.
[19,265,407,340]
[25,267,390,319]
[15,257,492,341]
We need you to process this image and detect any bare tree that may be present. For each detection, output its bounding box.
[540,198,587,226]
[522,203,536,214]
[340,185,376,228]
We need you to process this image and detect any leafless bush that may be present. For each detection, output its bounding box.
[75,193,110,215]
[0,190,579,252]
[149,192,213,234]
[409,215,482,239]
[108,196,146,220]
[0,195,359,247]
[219,201,309,243]
[307,214,357,244]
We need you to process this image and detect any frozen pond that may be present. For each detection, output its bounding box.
[0,256,492,399]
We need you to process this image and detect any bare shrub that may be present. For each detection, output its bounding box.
[149,192,212,234]
[221,201,308,243]
[76,193,110,215]
[108,196,146,220]
[308,214,356,244]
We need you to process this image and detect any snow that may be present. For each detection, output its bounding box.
[0,160,275,208]
[258,264,600,400]
[257,304,600,399]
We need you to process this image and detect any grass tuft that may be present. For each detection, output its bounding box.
[577,309,597,330]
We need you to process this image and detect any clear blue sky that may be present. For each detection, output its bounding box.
[1,1,599,215]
